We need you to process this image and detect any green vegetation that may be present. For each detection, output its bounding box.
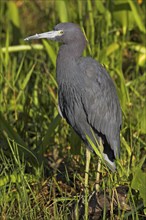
[0,0,146,219]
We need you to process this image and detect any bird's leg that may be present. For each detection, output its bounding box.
[95,159,101,192]
[85,147,91,188]
[95,138,102,192]
[84,148,91,219]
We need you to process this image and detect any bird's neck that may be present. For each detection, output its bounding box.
[59,43,84,58]
[56,43,84,84]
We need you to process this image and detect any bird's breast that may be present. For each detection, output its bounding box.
[58,82,81,109]
[58,82,83,126]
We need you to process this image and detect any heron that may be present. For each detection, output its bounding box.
[24,22,122,189]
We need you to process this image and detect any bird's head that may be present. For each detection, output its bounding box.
[24,22,86,46]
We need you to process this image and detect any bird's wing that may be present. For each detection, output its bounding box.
[79,57,122,157]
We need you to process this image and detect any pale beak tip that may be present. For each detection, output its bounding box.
[24,33,39,41]
[24,37,29,41]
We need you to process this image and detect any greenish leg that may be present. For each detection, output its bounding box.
[85,148,91,219]
[95,159,101,192]
[95,138,102,192]
[85,148,91,187]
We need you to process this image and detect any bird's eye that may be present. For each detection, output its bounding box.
[59,30,64,35]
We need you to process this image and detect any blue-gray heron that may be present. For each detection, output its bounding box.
[25,23,122,188]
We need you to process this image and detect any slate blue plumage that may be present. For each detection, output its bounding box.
[25,23,122,171]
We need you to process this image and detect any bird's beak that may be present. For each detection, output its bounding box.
[24,30,61,41]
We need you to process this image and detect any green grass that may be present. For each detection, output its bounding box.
[0,0,146,219]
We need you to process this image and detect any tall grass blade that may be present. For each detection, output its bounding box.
[128,0,146,33]
[7,1,20,28]
[41,114,61,150]
[0,113,38,165]
[55,0,68,22]
[0,112,26,147]
[16,64,35,102]
[43,40,57,68]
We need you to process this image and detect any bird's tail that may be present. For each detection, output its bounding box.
[102,153,116,172]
